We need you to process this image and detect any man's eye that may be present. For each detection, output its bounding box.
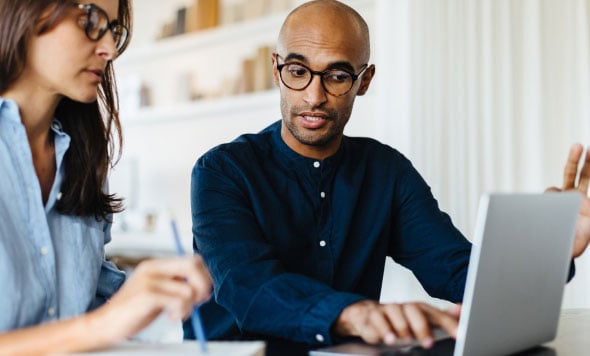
[286,65,308,77]
[325,71,351,83]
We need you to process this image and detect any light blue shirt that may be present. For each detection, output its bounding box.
[0,97,126,331]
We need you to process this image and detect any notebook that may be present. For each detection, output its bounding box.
[64,340,265,355]
[310,192,581,356]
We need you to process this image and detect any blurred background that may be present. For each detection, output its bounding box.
[109,0,590,320]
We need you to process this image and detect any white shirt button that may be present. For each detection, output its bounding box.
[320,192,326,198]
[47,307,56,316]
[315,334,325,343]
[56,192,62,201]
[40,247,49,256]
[319,240,327,247]
[313,161,320,168]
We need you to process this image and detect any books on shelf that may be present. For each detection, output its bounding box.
[159,0,220,39]
[236,45,274,95]
[160,0,293,38]
[186,0,220,33]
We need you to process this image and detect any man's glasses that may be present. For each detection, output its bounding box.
[75,3,129,53]
[274,54,368,97]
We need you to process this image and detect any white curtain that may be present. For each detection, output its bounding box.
[374,0,590,308]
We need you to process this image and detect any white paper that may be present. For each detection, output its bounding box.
[63,340,265,356]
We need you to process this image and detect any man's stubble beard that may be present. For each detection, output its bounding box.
[280,96,352,147]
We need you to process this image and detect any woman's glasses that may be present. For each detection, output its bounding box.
[75,3,129,53]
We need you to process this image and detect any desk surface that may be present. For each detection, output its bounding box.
[66,310,589,356]
[536,308,590,355]
[265,309,590,356]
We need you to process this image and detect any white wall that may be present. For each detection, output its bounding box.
[373,0,590,308]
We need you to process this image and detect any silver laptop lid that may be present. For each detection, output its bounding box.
[454,193,580,356]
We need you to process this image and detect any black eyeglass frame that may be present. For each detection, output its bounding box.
[75,3,129,53]
[274,53,369,97]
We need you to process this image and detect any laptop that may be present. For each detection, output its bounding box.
[310,193,581,356]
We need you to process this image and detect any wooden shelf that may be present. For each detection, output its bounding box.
[117,0,373,66]
[107,230,184,258]
[121,89,279,125]
[117,13,286,65]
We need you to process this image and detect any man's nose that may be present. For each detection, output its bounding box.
[303,74,328,107]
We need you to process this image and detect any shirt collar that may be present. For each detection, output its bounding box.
[0,97,22,124]
[50,119,71,175]
[0,97,71,157]
[0,97,71,177]
[0,97,70,145]
[271,120,346,169]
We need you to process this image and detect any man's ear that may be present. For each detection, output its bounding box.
[272,53,280,87]
[356,64,375,96]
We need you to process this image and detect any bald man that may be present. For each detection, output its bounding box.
[187,0,590,350]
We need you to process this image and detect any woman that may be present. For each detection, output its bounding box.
[0,0,211,354]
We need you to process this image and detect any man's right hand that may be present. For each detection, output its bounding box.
[332,300,461,349]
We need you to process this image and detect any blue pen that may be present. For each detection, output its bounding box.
[170,219,208,353]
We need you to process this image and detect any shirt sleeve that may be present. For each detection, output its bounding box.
[192,156,364,345]
[90,218,126,310]
[388,160,472,302]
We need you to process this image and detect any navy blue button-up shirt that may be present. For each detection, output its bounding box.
[187,121,471,345]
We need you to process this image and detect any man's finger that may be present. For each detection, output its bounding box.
[402,303,434,348]
[360,312,390,344]
[446,303,462,319]
[419,303,460,339]
[563,144,583,190]
[383,304,411,342]
[576,147,590,193]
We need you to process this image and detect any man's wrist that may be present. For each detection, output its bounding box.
[332,300,367,338]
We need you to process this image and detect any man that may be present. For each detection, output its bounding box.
[187,0,590,349]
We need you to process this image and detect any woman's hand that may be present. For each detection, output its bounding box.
[90,256,212,344]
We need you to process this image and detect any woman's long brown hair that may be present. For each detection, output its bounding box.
[0,0,132,221]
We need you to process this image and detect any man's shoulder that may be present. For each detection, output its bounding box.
[197,120,279,167]
[345,136,407,163]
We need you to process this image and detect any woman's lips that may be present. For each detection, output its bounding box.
[86,69,104,82]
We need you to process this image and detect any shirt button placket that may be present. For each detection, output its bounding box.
[315,160,328,248]
[315,334,325,343]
